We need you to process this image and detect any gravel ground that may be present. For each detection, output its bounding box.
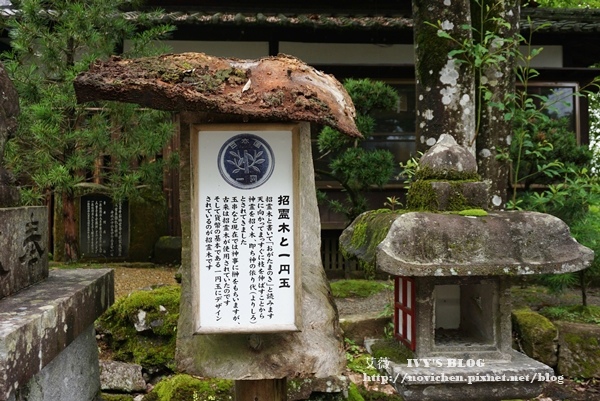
[107,264,390,315]
[112,265,179,298]
[334,287,393,316]
[105,265,600,400]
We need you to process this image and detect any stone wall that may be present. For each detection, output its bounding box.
[512,309,600,378]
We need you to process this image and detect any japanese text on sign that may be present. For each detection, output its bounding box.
[196,128,298,333]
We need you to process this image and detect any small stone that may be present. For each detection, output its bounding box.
[418,134,478,178]
[100,360,147,393]
[134,309,149,332]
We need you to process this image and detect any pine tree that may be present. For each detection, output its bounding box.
[316,78,398,223]
[3,0,176,261]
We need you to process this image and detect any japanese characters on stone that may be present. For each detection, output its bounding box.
[80,194,130,258]
[197,128,298,333]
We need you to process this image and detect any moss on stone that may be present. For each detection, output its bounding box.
[143,374,233,401]
[101,394,134,401]
[369,338,413,364]
[406,180,439,211]
[347,383,365,401]
[512,308,558,367]
[97,285,180,371]
[559,329,600,378]
[406,180,482,211]
[340,209,405,276]
[456,208,488,217]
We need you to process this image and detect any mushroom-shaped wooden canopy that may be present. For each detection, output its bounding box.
[74,52,361,138]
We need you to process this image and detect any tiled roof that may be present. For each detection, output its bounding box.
[121,11,414,30]
[117,8,600,33]
[1,6,599,34]
[521,8,600,33]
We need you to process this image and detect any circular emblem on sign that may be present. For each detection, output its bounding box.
[217,134,275,189]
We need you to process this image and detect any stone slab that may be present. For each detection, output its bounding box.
[0,207,48,300]
[0,268,114,401]
[9,325,100,401]
[376,211,593,276]
[388,351,553,401]
[556,321,600,378]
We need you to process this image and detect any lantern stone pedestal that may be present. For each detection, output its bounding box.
[341,134,593,401]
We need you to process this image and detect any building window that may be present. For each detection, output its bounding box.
[366,83,417,180]
[522,82,580,142]
[313,81,582,184]
[394,276,416,351]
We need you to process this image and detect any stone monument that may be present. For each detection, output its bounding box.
[340,134,594,401]
[73,52,360,399]
[0,62,114,401]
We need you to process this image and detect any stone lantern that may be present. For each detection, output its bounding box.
[340,134,593,401]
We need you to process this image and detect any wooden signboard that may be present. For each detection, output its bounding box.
[193,124,301,333]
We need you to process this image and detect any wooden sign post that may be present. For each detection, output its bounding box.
[194,125,301,335]
[73,52,360,400]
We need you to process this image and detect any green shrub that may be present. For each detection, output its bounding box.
[97,285,180,371]
[143,374,233,401]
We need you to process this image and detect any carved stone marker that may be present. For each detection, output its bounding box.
[80,193,130,258]
[0,207,49,299]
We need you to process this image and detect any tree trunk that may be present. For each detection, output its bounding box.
[62,191,79,262]
[413,0,476,155]
[580,271,588,307]
[234,379,287,401]
[473,0,520,209]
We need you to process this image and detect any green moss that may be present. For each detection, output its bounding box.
[358,386,404,401]
[340,209,405,275]
[97,285,180,371]
[456,208,488,216]
[406,180,439,210]
[414,165,480,182]
[263,90,285,106]
[561,331,600,377]
[347,353,379,375]
[101,394,134,401]
[369,338,413,364]
[512,308,558,366]
[306,393,346,401]
[350,222,368,250]
[540,305,600,325]
[406,180,481,211]
[512,308,556,336]
[143,375,233,401]
[330,279,390,298]
[347,383,365,401]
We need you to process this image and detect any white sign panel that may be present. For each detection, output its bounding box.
[196,126,299,333]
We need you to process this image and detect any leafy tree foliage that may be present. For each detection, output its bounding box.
[315,78,398,223]
[534,0,600,7]
[3,0,176,261]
